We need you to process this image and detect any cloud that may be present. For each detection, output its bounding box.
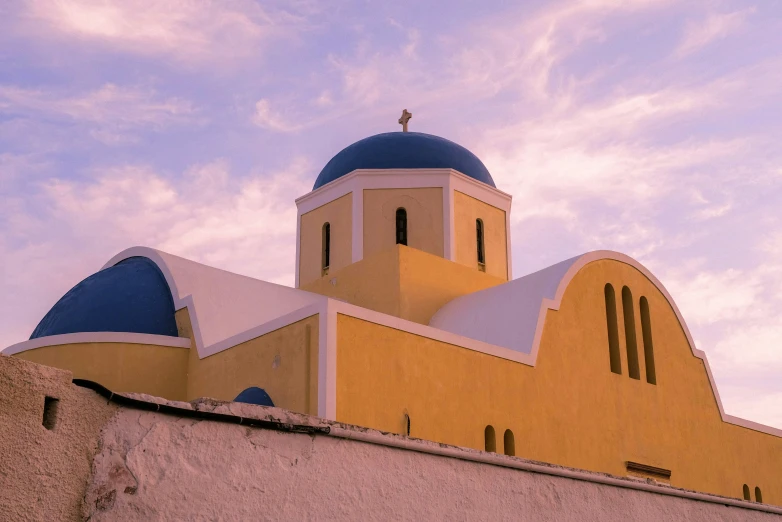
[676,8,755,57]
[253,99,303,133]
[0,83,194,125]
[719,386,782,431]
[20,0,306,64]
[0,158,312,348]
[663,267,764,327]
[0,83,197,144]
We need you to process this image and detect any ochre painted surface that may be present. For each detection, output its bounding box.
[302,246,403,318]
[299,192,352,287]
[335,259,781,504]
[398,246,505,324]
[453,190,508,279]
[13,311,319,414]
[363,188,444,259]
[303,245,504,324]
[184,311,319,415]
[15,342,189,400]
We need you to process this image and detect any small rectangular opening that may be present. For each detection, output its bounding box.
[626,461,671,481]
[43,396,59,430]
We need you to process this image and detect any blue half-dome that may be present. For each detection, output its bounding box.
[30,256,178,339]
[313,132,496,190]
[234,387,275,407]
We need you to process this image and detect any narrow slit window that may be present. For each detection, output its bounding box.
[403,413,411,436]
[484,425,496,453]
[476,219,485,266]
[640,296,657,384]
[503,429,515,456]
[622,286,641,380]
[755,487,763,503]
[321,223,330,275]
[604,284,622,374]
[743,484,750,500]
[396,208,408,246]
[42,396,59,430]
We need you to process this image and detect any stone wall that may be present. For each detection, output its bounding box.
[2,355,779,521]
[0,355,116,521]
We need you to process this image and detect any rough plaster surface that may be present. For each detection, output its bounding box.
[3,356,779,521]
[85,399,781,521]
[0,355,117,522]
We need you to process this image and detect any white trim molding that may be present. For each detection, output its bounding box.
[294,169,513,284]
[6,246,779,440]
[3,332,191,356]
[431,250,782,438]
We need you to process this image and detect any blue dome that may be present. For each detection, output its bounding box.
[313,132,496,190]
[30,256,178,339]
[234,387,275,407]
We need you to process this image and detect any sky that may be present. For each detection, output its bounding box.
[1,0,781,428]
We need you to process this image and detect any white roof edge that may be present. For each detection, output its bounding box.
[2,332,191,356]
[101,246,328,359]
[8,247,780,438]
[294,168,513,205]
[432,249,782,438]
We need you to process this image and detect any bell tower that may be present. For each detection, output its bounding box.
[295,122,512,324]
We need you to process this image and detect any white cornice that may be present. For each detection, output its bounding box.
[295,169,512,214]
[3,332,191,356]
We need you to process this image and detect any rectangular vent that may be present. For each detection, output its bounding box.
[626,461,671,479]
[43,396,59,430]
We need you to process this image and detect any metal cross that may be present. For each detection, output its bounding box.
[398,109,412,132]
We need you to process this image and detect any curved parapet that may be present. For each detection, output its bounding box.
[431,250,782,438]
[30,256,178,339]
[5,246,328,360]
[100,247,327,358]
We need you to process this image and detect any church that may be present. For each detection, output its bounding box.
[4,111,780,506]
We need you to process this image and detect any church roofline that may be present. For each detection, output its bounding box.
[6,247,780,438]
[432,249,782,439]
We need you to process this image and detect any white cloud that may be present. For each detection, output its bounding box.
[0,83,195,127]
[664,268,763,327]
[0,158,312,348]
[712,321,782,371]
[21,0,305,64]
[253,99,303,133]
[719,385,782,431]
[676,8,755,57]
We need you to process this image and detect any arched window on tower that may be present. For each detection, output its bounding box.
[484,425,496,452]
[755,486,763,503]
[476,219,486,270]
[322,222,330,276]
[640,296,657,384]
[503,429,515,456]
[622,286,641,380]
[743,484,750,500]
[396,208,408,246]
[604,284,622,374]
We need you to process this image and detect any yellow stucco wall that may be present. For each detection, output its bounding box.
[299,193,352,287]
[302,246,402,318]
[14,310,319,414]
[453,190,508,279]
[15,342,189,400]
[181,309,319,415]
[398,246,505,324]
[363,188,444,259]
[334,259,781,504]
[303,245,504,325]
